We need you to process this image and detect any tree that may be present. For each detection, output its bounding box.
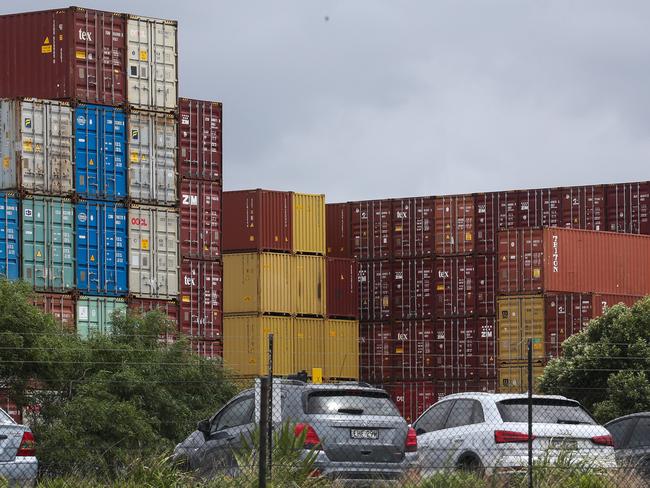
[539,296,650,423]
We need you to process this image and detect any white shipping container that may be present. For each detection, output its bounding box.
[129,205,179,299]
[127,16,178,112]
[0,99,73,195]
[128,109,177,205]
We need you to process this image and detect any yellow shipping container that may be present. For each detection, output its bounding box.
[293,193,326,255]
[498,363,545,394]
[497,296,545,363]
[324,319,359,380]
[223,315,294,376]
[294,317,324,375]
[293,255,326,316]
[224,253,292,314]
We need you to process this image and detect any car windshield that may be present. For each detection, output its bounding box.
[0,409,15,425]
[497,398,596,425]
[306,390,400,416]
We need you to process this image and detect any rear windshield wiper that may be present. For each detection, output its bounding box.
[338,408,364,415]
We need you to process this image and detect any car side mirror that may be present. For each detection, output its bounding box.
[197,419,211,437]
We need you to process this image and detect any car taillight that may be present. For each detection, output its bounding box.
[295,423,322,450]
[494,430,535,444]
[591,435,614,446]
[16,431,35,456]
[405,427,417,452]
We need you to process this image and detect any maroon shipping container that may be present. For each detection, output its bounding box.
[189,338,223,359]
[382,381,436,423]
[31,293,75,331]
[326,257,358,319]
[179,179,222,260]
[391,320,435,380]
[350,200,392,260]
[128,297,179,326]
[178,98,222,181]
[222,190,292,253]
[606,181,650,235]
[392,258,434,320]
[391,197,435,258]
[434,195,474,255]
[497,228,544,294]
[360,322,392,383]
[180,259,223,339]
[434,256,475,318]
[0,392,22,424]
[561,185,606,230]
[476,254,497,316]
[326,203,351,258]
[358,260,391,321]
[0,7,126,105]
[435,378,498,402]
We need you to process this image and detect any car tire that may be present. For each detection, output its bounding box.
[456,454,484,477]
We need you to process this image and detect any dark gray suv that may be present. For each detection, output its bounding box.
[172,379,418,482]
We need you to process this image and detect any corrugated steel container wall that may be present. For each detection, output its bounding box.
[383,381,436,423]
[128,297,179,341]
[223,253,291,315]
[515,188,562,228]
[76,296,127,339]
[435,378,498,402]
[324,319,359,380]
[75,104,127,199]
[476,254,497,316]
[326,257,358,319]
[21,197,75,292]
[293,193,326,255]
[561,185,606,230]
[497,296,545,363]
[434,256,475,318]
[498,364,545,394]
[351,200,392,260]
[434,195,474,255]
[179,179,221,260]
[223,315,294,376]
[497,228,544,294]
[391,319,435,380]
[358,260,391,321]
[222,190,292,253]
[325,203,351,258]
[127,110,177,205]
[178,98,222,181]
[0,193,20,280]
[392,258,434,319]
[126,16,177,112]
[0,8,126,105]
[592,293,643,315]
[293,255,326,316]
[190,338,223,359]
[294,317,324,376]
[544,293,592,361]
[128,205,179,298]
[360,322,392,383]
[391,197,434,258]
[31,293,75,331]
[0,99,73,195]
[179,259,222,339]
[606,181,650,235]
[76,201,128,296]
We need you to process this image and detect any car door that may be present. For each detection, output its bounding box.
[429,399,483,467]
[623,416,650,476]
[413,400,454,470]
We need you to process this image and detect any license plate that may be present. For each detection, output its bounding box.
[550,438,578,450]
[350,429,378,440]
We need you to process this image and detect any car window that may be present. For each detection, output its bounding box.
[627,417,650,449]
[212,396,254,433]
[445,400,484,429]
[496,398,596,425]
[305,390,400,416]
[606,419,633,449]
[414,400,453,434]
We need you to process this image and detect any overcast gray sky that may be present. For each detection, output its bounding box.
[4,1,649,202]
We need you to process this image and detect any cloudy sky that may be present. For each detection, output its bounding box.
[4,1,649,202]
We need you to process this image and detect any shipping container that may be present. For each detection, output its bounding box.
[498,363,545,394]
[179,259,222,339]
[179,179,221,260]
[0,392,21,424]
[0,7,126,105]
[223,252,291,315]
[223,315,294,376]
[323,319,359,380]
[435,378,498,402]
[189,338,223,359]
[561,185,606,230]
[326,257,358,319]
[128,297,179,325]
[76,201,128,295]
[76,296,127,339]
[31,293,75,331]
[350,199,391,260]
[392,258,434,319]
[0,193,19,280]
[360,322,392,382]
[391,319,435,380]
[434,256,475,318]
[434,195,474,255]
[127,109,177,205]
[223,190,292,253]
[294,317,324,376]
[391,197,434,258]
[497,296,545,363]
[178,98,222,181]
[606,181,650,235]
[0,99,73,195]
[21,196,74,292]
[126,15,178,112]
[476,254,497,316]
[293,255,326,316]
[293,193,325,255]
[383,381,435,423]
[498,227,650,296]
[128,205,179,299]
[74,104,127,199]
[325,203,351,258]
[358,260,391,321]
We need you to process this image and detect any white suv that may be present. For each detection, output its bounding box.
[412,392,616,475]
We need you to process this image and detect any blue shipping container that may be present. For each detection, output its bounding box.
[75,105,127,200]
[76,201,128,296]
[0,193,19,280]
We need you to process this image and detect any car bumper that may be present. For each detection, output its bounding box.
[0,457,38,487]
[313,451,418,483]
[491,452,617,471]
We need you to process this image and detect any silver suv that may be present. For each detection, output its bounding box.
[173,379,417,482]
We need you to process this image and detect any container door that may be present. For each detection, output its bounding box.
[102,298,127,335]
[128,112,152,202]
[0,195,20,280]
[155,208,178,297]
[129,207,153,297]
[77,297,99,339]
[0,101,19,189]
[153,114,176,204]
[103,204,128,295]
[76,201,100,294]
[49,200,75,291]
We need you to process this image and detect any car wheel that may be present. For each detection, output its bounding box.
[456,454,484,477]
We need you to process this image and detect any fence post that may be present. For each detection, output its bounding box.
[527,338,533,488]
[267,333,274,479]
[258,376,269,488]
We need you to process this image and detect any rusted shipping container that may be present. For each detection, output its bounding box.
[476,254,497,316]
[179,179,221,260]
[434,256,475,318]
[606,181,650,235]
[498,363,545,394]
[383,381,436,423]
[350,199,392,260]
[178,98,222,181]
[180,259,222,339]
[392,258,434,319]
[391,319,435,380]
[392,197,435,258]
[326,257,358,319]
[435,378,498,402]
[434,195,474,255]
[189,338,223,360]
[358,260,391,321]
[31,293,75,331]
[223,190,292,253]
[325,203,351,258]
[360,322,392,383]
[0,7,126,105]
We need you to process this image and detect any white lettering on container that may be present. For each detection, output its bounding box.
[552,234,559,272]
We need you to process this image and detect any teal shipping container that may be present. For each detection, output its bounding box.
[76,296,127,339]
[0,193,20,280]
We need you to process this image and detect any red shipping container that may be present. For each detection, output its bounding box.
[222,190,292,253]
[561,185,606,231]
[360,322,393,382]
[434,256,475,318]
[391,320,435,380]
[516,188,562,228]
[326,257,358,319]
[392,258,434,320]
[476,254,497,316]
[606,181,650,235]
[350,200,392,260]
[178,98,222,181]
[434,195,474,255]
[31,293,75,331]
[0,7,126,105]
[358,260,391,321]
[475,191,522,254]
[189,338,223,359]
[383,381,436,423]
[435,378,498,402]
[180,259,223,339]
[179,179,222,260]
[326,203,351,258]
[391,197,434,258]
[128,298,179,343]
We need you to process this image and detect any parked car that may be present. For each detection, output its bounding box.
[605,412,650,479]
[172,379,418,482]
[0,407,37,487]
[412,392,615,475]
